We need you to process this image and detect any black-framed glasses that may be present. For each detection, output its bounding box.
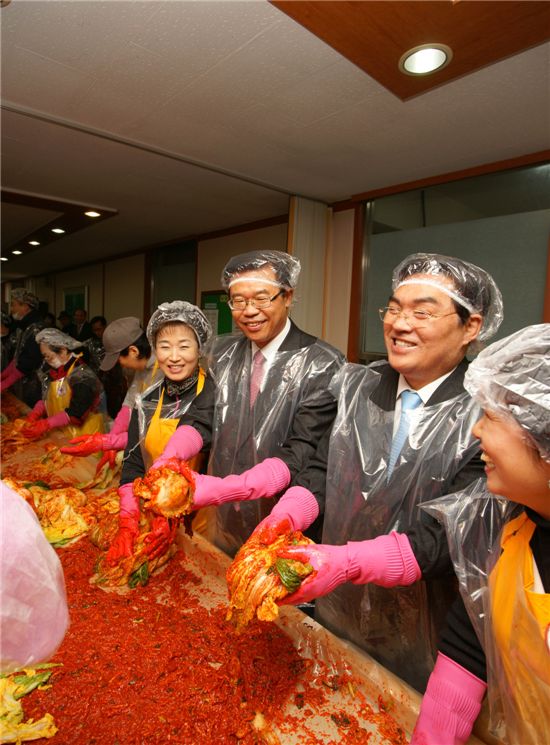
[378,306,457,327]
[228,289,285,311]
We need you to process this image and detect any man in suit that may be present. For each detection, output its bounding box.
[153,250,345,556]
[68,308,93,342]
[253,253,503,692]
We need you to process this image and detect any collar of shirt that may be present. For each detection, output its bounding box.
[393,368,457,436]
[250,317,291,370]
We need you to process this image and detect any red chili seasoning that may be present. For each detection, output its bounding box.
[24,540,409,745]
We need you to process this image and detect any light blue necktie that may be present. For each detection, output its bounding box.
[387,389,422,480]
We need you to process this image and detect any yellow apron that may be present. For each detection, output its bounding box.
[144,369,209,534]
[45,356,105,438]
[489,512,550,744]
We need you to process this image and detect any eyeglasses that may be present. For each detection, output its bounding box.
[378,306,457,327]
[228,289,285,311]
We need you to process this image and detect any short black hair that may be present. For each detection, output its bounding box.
[90,315,107,327]
[119,332,151,360]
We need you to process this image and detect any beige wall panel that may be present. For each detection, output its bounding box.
[55,264,104,319]
[324,208,354,355]
[104,254,145,323]
[197,224,288,301]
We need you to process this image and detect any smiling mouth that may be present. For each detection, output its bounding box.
[480,452,495,468]
[391,337,417,349]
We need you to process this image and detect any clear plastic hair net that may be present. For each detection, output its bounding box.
[464,323,550,461]
[36,328,81,350]
[392,253,503,341]
[221,250,301,290]
[10,287,39,309]
[146,301,212,351]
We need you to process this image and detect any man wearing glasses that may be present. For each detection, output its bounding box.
[152,249,344,556]
[252,253,503,692]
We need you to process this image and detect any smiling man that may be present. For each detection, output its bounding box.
[253,253,503,692]
[152,250,344,556]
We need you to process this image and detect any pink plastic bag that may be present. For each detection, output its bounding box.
[1,481,69,673]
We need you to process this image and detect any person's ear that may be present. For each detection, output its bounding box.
[128,345,139,359]
[464,314,483,344]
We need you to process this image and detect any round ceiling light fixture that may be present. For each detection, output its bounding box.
[399,44,452,76]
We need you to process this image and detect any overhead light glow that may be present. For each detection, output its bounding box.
[399,44,452,76]
[1,257,8,262]
[12,250,22,255]
[85,210,101,218]
[29,240,40,246]
[52,228,65,234]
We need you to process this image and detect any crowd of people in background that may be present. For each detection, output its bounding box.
[1,250,548,745]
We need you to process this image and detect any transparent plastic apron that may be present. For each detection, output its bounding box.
[45,356,105,438]
[144,369,207,533]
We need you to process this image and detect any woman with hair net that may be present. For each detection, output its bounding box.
[0,288,45,406]
[149,250,344,558]
[244,253,503,692]
[409,324,550,745]
[104,301,212,571]
[60,316,162,472]
[20,328,105,441]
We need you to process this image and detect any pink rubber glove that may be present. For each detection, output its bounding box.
[191,458,290,509]
[25,399,46,422]
[110,405,131,436]
[143,516,177,560]
[276,532,422,605]
[411,653,486,745]
[0,361,24,392]
[151,425,203,469]
[252,486,320,545]
[22,410,70,440]
[105,484,140,566]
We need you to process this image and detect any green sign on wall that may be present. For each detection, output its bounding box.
[201,290,234,335]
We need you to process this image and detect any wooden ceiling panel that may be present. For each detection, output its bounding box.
[270,1,550,100]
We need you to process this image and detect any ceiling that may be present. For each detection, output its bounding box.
[1,0,549,281]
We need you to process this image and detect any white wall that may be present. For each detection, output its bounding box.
[104,254,145,322]
[196,223,288,302]
[20,211,355,354]
[324,208,354,355]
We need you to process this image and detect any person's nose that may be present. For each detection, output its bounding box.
[242,301,260,316]
[391,311,414,331]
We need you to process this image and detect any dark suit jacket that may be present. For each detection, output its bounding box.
[66,321,93,342]
[296,359,484,574]
[178,320,344,477]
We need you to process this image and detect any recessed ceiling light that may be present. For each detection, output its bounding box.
[12,250,22,255]
[29,240,40,246]
[399,44,452,76]
[52,228,65,234]
[85,210,101,218]
[1,257,8,262]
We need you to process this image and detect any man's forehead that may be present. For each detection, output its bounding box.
[230,268,279,291]
[394,273,456,296]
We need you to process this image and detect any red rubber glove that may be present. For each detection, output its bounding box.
[95,449,118,474]
[411,653,486,745]
[60,433,105,456]
[22,419,52,440]
[25,400,46,422]
[143,516,177,561]
[106,515,140,566]
[252,486,320,545]
[22,411,70,440]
